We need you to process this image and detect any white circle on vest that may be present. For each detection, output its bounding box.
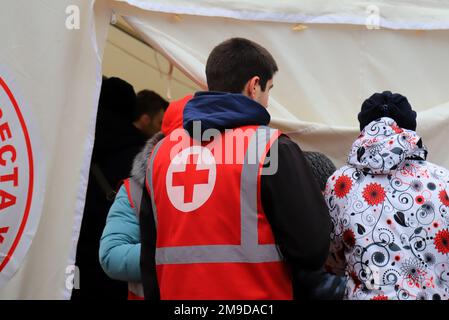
[166,146,216,212]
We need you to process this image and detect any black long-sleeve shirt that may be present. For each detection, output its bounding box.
[139,134,333,299]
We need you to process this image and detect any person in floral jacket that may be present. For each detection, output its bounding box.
[325,91,449,300]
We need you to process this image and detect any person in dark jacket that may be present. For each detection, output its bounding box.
[139,38,332,300]
[99,95,191,300]
[298,151,347,300]
[303,152,337,192]
[72,77,156,299]
[132,89,169,139]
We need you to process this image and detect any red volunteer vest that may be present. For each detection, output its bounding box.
[146,125,293,300]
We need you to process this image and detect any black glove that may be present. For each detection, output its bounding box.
[294,267,347,300]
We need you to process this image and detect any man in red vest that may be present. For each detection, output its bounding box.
[140,38,332,299]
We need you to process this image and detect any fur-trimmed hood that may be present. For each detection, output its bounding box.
[130,131,164,187]
[130,95,192,187]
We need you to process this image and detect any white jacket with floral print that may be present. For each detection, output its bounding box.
[325,117,449,300]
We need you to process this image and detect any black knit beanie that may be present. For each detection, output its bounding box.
[303,151,337,192]
[98,77,136,121]
[358,91,417,131]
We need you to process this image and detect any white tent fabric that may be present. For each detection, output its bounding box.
[113,1,449,168]
[0,0,448,299]
[0,0,110,299]
[118,0,449,29]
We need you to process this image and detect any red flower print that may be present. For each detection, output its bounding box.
[391,124,403,134]
[350,271,362,293]
[334,175,353,198]
[434,229,449,255]
[400,258,427,286]
[362,183,386,206]
[372,295,388,300]
[439,190,449,207]
[343,229,356,248]
[415,195,425,205]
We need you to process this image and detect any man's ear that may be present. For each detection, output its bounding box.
[243,76,260,99]
[140,113,151,125]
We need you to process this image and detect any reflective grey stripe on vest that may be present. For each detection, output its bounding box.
[147,126,282,265]
[128,178,143,219]
[128,282,144,297]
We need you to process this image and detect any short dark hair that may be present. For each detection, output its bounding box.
[133,90,169,121]
[205,38,278,93]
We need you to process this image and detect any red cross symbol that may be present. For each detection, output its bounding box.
[172,153,210,203]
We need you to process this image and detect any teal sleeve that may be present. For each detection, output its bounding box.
[99,185,141,282]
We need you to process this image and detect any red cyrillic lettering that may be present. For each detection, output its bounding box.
[0,167,18,187]
[0,123,12,142]
[0,190,16,210]
[0,144,16,166]
[0,226,9,244]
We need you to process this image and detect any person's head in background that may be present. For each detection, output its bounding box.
[303,151,337,193]
[98,76,136,121]
[358,91,417,132]
[133,90,169,138]
[205,37,278,108]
